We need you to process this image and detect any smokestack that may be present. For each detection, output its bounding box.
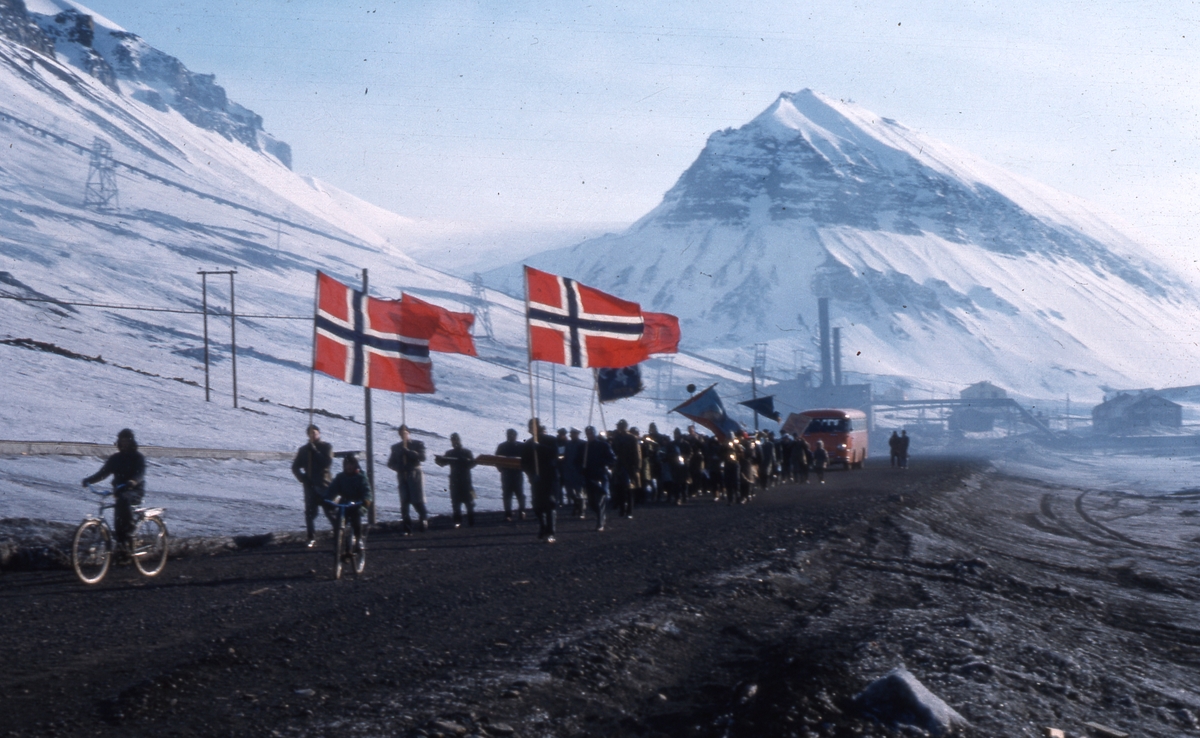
[833,327,842,386]
[819,297,832,388]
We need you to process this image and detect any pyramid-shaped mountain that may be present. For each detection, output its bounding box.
[495,89,1200,398]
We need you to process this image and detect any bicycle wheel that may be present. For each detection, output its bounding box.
[72,519,112,585]
[333,515,346,580]
[132,516,169,577]
[352,531,366,575]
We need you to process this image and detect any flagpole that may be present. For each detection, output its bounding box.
[593,368,608,433]
[308,271,320,428]
[588,370,597,429]
[751,366,759,431]
[362,268,376,526]
[523,267,540,471]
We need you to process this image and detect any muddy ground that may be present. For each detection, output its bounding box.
[3,458,1199,737]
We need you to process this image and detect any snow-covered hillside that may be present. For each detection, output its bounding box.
[490,90,1200,400]
[0,1,724,533]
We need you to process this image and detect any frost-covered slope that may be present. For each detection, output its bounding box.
[491,90,1200,398]
[0,1,725,533]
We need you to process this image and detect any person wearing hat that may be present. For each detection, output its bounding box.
[292,424,335,547]
[82,428,146,551]
[435,433,477,528]
[387,424,428,533]
[325,454,373,547]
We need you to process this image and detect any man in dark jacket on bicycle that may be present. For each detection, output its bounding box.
[292,424,334,547]
[326,454,372,546]
[82,428,145,550]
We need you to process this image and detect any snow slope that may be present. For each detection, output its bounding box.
[0,2,723,534]
[490,90,1200,400]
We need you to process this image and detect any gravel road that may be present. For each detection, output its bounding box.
[3,458,1198,738]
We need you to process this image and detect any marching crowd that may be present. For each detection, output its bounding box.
[291,419,840,546]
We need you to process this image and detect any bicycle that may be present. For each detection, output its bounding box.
[72,484,169,584]
[327,498,366,580]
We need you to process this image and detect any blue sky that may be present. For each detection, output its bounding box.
[82,1,1200,263]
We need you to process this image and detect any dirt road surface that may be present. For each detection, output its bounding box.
[3,458,1199,737]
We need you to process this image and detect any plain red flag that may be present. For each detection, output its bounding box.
[401,294,477,356]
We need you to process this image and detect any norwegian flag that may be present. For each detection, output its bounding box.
[313,272,439,394]
[525,266,679,368]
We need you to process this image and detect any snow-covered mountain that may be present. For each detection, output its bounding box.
[0,1,734,533]
[490,89,1200,399]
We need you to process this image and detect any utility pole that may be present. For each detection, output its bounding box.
[751,366,759,431]
[197,270,238,407]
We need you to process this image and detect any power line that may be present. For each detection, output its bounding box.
[0,293,307,319]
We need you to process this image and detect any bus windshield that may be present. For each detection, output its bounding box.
[804,417,852,434]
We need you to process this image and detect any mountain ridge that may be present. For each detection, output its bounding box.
[490,89,1200,399]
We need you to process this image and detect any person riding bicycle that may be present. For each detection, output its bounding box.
[325,454,372,547]
[81,428,145,551]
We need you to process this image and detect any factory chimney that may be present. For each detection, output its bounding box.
[819,297,832,388]
[833,327,842,386]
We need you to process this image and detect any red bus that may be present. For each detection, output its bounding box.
[782,408,869,470]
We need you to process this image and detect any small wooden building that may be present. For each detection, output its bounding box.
[960,381,1007,400]
[1092,393,1182,434]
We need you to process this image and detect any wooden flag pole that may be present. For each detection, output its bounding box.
[594,368,608,433]
[362,269,376,525]
[307,271,320,428]
[523,267,539,473]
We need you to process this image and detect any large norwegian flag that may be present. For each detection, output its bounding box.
[313,272,439,394]
[525,266,680,368]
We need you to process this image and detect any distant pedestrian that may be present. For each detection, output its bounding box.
[813,440,829,484]
[387,425,428,534]
[291,424,333,547]
[794,435,811,484]
[610,419,642,519]
[582,425,615,531]
[898,430,910,469]
[436,433,477,528]
[495,429,527,521]
[563,428,587,518]
[889,431,900,468]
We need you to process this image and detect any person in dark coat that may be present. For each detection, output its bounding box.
[387,425,428,534]
[495,428,527,522]
[82,428,146,549]
[813,440,829,483]
[291,424,334,546]
[522,420,559,542]
[898,430,910,469]
[793,435,812,484]
[609,419,642,519]
[582,425,615,531]
[666,427,692,504]
[436,432,477,528]
[889,431,900,468]
[563,428,587,518]
[325,454,373,544]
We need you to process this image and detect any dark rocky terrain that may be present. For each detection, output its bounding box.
[3,458,1199,738]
